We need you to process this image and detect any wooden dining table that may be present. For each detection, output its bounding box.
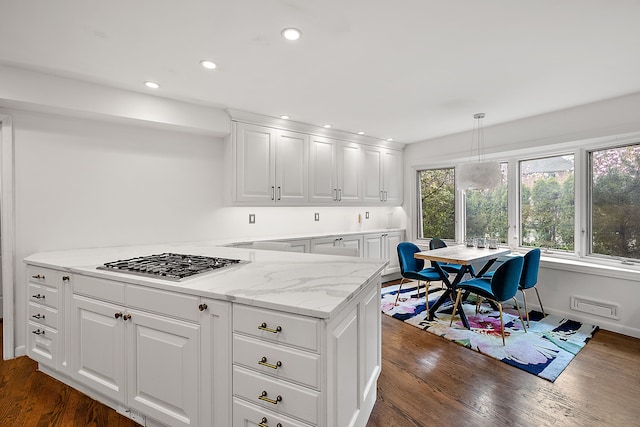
[414,245,511,328]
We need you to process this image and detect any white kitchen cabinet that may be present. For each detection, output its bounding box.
[311,235,363,257]
[234,122,308,204]
[309,135,361,203]
[361,145,403,204]
[363,230,403,275]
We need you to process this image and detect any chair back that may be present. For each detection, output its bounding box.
[520,248,541,290]
[397,242,425,275]
[490,256,524,302]
[429,238,447,250]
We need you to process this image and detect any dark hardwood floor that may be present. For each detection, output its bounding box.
[2,299,640,426]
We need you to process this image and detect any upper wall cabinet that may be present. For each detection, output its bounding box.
[362,146,403,204]
[234,122,308,204]
[232,119,402,206]
[309,135,361,204]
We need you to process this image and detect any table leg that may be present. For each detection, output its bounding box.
[426,265,471,329]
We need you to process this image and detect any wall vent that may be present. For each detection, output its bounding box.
[570,296,620,320]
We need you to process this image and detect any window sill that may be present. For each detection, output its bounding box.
[536,253,640,282]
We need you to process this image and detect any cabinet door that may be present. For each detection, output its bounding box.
[311,237,340,252]
[275,130,308,203]
[201,299,232,427]
[235,123,276,203]
[309,135,338,203]
[337,141,361,202]
[382,149,403,204]
[384,231,403,274]
[361,146,383,203]
[71,295,126,403]
[341,235,363,257]
[127,309,200,427]
[363,234,384,259]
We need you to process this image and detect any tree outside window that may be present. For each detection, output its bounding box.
[418,168,455,239]
[520,155,574,250]
[591,144,640,260]
[465,163,508,243]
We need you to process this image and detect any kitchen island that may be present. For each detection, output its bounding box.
[24,243,387,427]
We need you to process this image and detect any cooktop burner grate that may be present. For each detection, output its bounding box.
[97,252,246,281]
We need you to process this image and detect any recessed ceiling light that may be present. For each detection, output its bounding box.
[323,124,332,129]
[200,60,217,70]
[280,115,290,120]
[144,81,159,89]
[282,28,301,41]
[386,138,394,142]
[358,131,365,135]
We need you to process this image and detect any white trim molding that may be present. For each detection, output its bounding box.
[1,113,16,360]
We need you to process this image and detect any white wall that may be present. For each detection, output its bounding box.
[4,107,405,352]
[403,92,640,338]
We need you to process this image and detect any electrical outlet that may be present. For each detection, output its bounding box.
[365,212,370,219]
[249,214,255,224]
[314,213,320,221]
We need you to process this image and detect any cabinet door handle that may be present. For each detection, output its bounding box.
[380,190,384,201]
[258,417,282,427]
[333,188,338,201]
[32,274,45,280]
[384,190,388,201]
[258,357,282,370]
[277,186,281,200]
[123,314,132,321]
[32,329,45,335]
[258,322,282,334]
[32,294,45,300]
[115,312,123,319]
[32,314,45,320]
[198,303,208,312]
[271,186,275,201]
[338,188,342,201]
[258,391,282,405]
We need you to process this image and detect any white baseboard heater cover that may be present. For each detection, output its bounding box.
[570,296,620,320]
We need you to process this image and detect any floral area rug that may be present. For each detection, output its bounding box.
[381,282,598,382]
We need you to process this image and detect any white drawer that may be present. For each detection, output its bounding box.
[233,366,320,425]
[127,284,199,322]
[74,275,125,304]
[233,305,320,352]
[27,321,58,367]
[28,282,59,310]
[28,302,58,330]
[26,266,59,286]
[233,335,321,390]
[233,397,313,427]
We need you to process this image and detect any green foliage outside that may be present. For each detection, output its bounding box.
[419,168,455,239]
[466,184,508,243]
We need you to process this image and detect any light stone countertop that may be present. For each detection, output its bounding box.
[24,241,389,319]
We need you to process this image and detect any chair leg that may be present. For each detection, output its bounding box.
[512,297,527,333]
[449,290,463,327]
[475,296,483,314]
[394,278,407,306]
[534,287,546,317]
[421,280,429,301]
[416,280,422,299]
[521,289,530,327]
[497,302,505,346]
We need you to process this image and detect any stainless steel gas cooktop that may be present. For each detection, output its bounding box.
[96,252,247,281]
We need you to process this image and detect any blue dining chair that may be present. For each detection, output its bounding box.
[429,238,474,276]
[395,242,443,306]
[450,256,527,345]
[519,248,544,326]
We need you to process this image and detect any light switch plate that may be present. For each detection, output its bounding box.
[249,214,255,224]
[314,213,320,221]
[365,212,370,219]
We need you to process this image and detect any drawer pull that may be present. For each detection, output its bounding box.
[32,329,45,335]
[258,322,282,334]
[62,276,70,282]
[115,312,123,319]
[258,417,282,427]
[32,274,45,280]
[31,313,45,320]
[258,357,282,370]
[32,294,45,300]
[198,303,208,312]
[123,314,132,321]
[258,391,282,405]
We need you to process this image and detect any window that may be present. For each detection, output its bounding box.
[590,143,640,260]
[465,163,508,243]
[520,155,574,251]
[418,168,455,239]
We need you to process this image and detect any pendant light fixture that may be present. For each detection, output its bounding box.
[457,113,502,190]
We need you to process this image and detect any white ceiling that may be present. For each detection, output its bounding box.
[2,0,640,143]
